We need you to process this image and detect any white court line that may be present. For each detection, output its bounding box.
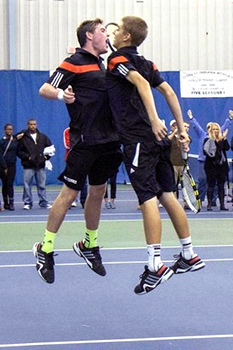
[0,334,232,348]
[0,216,232,224]
[1,244,233,253]
[0,258,233,269]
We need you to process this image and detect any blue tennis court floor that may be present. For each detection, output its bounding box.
[0,246,233,350]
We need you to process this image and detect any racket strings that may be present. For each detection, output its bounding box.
[182,172,200,210]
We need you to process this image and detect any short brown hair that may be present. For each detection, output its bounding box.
[121,16,148,47]
[77,18,103,47]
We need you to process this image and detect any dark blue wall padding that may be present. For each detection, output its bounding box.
[0,70,232,185]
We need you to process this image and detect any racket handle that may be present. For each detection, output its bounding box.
[181,149,188,160]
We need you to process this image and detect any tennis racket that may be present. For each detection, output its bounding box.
[105,22,119,52]
[180,150,201,213]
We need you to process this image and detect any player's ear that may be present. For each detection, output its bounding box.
[86,31,93,41]
[124,32,131,43]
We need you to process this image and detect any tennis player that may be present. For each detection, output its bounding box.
[106,15,205,295]
[33,18,122,284]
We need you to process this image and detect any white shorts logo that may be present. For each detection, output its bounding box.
[64,175,77,184]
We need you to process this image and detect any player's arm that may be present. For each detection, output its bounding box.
[39,83,75,104]
[126,70,167,141]
[156,81,189,150]
[156,82,183,132]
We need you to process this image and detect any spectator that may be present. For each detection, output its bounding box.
[0,150,4,211]
[18,119,52,210]
[63,127,88,208]
[0,124,23,210]
[187,109,233,204]
[168,119,191,209]
[203,123,230,211]
[231,136,233,205]
[104,172,117,209]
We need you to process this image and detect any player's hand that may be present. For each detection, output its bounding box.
[178,131,190,152]
[151,119,167,141]
[63,85,75,104]
[187,110,193,120]
[229,110,233,120]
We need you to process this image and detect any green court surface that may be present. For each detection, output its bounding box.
[0,218,232,251]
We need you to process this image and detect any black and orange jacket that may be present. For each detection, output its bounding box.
[47,48,119,148]
[106,46,164,145]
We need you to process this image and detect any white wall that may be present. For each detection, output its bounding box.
[1,0,233,71]
[0,0,9,69]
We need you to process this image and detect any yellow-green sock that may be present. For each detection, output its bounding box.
[84,228,98,248]
[41,230,56,253]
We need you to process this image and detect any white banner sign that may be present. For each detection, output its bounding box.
[180,70,233,98]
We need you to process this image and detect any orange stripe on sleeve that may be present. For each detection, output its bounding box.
[59,61,101,73]
[108,56,129,71]
[153,63,158,70]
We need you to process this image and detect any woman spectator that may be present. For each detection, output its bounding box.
[0,124,23,210]
[203,123,230,211]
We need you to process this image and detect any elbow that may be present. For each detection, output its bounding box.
[39,85,45,97]
[39,83,50,97]
[165,89,176,99]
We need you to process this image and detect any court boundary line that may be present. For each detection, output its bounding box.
[0,333,232,348]
[0,216,232,224]
[1,244,233,253]
[1,258,233,269]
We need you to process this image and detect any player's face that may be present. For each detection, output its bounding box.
[113,21,127,49]
[28,121,37,133]
[92,23,109,54]
[5,125,13,137]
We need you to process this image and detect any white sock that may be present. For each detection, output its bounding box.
[147,244,163,272]
[180,236,196,260]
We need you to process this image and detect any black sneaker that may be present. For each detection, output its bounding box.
[134,264,174,295]
[171,253,205,274]
[73,240,106,276]
[33,242,55,284]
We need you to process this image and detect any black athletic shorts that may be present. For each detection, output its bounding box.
[123,140,176,205]
[58,142,122,190]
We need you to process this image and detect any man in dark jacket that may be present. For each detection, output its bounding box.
[18,119,52,209]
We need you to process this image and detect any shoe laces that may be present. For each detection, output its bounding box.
[139,265,149,279]
[46,252,58,268]
[38,251,57,268]
[173,254,180,259]
[172,253,182,262]
[91,247,102,260]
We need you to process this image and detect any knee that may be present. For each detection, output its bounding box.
[89,184,106,200]
[59,186,77,205]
